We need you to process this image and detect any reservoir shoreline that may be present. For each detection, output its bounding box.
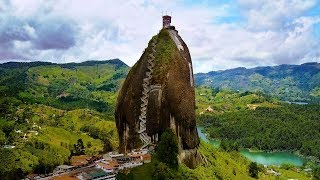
[197,126,309,166]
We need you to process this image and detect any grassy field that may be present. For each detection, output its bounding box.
[35,127,104,155]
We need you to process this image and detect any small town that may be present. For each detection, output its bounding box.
[26,149,151,180]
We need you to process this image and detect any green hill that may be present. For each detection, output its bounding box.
[0,59,126,178]
[0,59,128,115]
[195,87,278,115]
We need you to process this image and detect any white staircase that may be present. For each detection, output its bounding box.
[138,39,157,149]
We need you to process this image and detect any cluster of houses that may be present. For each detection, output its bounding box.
[2,123,42,149]
[14,123,41,141]
[96,149,151,173]
[40,149,152,180]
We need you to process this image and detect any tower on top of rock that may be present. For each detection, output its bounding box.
[162,15,171,28]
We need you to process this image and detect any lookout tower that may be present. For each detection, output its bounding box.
[162,15,171,28]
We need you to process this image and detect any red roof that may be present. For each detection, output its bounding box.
[129,153,142,158]
[70,155,91,167]
[97,160,119,170]
[97,162,113,170]
[142,154,151,160]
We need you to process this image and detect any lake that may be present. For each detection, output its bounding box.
[197,126,306,166]
[240,149,306,166]
[197,126,220,148]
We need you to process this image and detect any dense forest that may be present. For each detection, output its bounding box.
[199,103,320,159]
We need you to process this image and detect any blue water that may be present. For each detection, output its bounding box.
[197,126,220,148]
[240,149,306,166]
[197,126,306,166]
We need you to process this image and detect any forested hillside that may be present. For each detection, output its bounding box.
[196,86,320,157]
[0,59,128,178]
[0,59,128,115]
[198,103,320,159]
[195,62,320,102]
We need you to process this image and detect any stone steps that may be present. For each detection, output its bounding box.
[140,132,151,143]
[139,116,146,122]
[141,106,147,112]
[138,127,146,134]
[141,111,146,117]
[138,38,157,149]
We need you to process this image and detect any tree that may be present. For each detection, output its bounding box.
[74,139,85,155]
[313,166,320,180]
[152,162,174,180]
[156,129,179,169]
[116,172,134,180]
[87,141,92,148]
[248,162,259,178]
[0,130,6,145]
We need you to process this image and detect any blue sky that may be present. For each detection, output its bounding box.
[0,0,319,73]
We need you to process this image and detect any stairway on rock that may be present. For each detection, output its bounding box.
[138,39,157,149]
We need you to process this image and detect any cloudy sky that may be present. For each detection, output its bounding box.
[0,0,319,73]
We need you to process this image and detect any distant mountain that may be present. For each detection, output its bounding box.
[0,58,128,69]
[195,62,320,102]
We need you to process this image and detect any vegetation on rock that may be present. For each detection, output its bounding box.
[115,28,199,156]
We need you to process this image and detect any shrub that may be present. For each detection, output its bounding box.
[152,162,174,180]
[248,162,259,178]
[313,166,320,180]
[156,129,179,169]
[281,163,294,170]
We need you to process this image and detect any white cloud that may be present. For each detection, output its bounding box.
[0,0,319,73]
[238,0,317,30]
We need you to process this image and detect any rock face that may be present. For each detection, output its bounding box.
[115,28,200,168]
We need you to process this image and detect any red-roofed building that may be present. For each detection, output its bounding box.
[70,155,91,167]
[96,160,119,173]
[142,154,151,163]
